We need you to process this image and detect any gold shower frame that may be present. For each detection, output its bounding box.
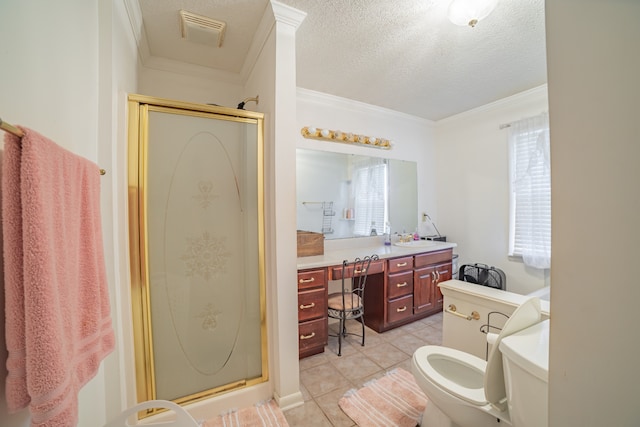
[127,94,267,416]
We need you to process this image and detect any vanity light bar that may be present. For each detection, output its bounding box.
[300,126,393,150]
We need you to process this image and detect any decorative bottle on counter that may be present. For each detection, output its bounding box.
[384,222,391,245]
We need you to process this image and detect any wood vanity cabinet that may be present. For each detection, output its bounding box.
[296,249,452,355]
[297,268,328,359]
[363,249,453,332]
[414,250,453,315]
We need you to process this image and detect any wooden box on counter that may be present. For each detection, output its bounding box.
[297,230,324,257]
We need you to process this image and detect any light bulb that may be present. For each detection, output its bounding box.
[448,0,498,27]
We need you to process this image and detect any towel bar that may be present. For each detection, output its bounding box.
[446,304,480,321]
[1,117,106,175]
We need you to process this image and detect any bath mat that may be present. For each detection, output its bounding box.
[202,399,289,427]
[339,368,427,427]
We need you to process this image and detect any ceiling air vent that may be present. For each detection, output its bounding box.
[179,10,226,48]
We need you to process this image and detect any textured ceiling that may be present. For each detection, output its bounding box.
[138,0,547,121]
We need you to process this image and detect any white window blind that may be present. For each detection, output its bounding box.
[352,157,388,236]
[508,113,551,269]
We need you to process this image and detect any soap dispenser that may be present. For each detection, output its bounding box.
[370,221,377,236]
[384,222,391,245]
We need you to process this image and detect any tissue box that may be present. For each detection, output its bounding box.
[297,230,324,257]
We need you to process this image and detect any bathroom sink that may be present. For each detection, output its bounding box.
[393,240,438,248]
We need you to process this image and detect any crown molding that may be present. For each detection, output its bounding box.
[297,87,435,127]
[436,84,549,126]
[143,56,243,85]
[271,0,307,30]
[123,0,145,63]
[240,1,276,82]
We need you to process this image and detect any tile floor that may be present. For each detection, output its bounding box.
[283,312,443,427]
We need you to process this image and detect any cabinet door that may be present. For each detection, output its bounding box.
[432,262,452,309]
[414,266,436,314]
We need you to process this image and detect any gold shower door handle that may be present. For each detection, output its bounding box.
[300,332,316,340]
[446,304,480,321]
[299,303,315,310]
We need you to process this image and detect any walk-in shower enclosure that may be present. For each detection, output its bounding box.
[127,95,267,417]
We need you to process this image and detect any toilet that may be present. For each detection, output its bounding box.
[412,297,548,427]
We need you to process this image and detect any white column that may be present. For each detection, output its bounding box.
[268,0,307,410]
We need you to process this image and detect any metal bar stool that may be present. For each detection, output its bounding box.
[327,254,379,356]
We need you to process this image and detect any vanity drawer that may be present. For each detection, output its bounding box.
[414,249,453,268]
[387,271,414,299]
[387,256,414,273]
[298,268,327,291]
[329,259,385,280]
[298,287,327,322]
[387,295,413,324]
[298,317,328,355]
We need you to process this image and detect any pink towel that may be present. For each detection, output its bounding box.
[2,127,115,427]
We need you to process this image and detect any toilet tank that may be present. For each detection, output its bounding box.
[440,280,550,360]
[499,319,550,427]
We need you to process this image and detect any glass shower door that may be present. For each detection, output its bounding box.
[127,95,266,416]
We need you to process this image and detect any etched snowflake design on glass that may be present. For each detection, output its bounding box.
[196,303,222,331]
[180,231,230,281]
[192,180,218,208]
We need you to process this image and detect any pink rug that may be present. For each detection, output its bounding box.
[339,368,427,427]
[203,400,289,427]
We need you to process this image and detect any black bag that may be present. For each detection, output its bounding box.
[459,263,506,290]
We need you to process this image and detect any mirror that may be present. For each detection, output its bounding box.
[296,148,417,239]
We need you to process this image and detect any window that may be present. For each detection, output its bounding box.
[352,157,388,236]
[508,113,551,269]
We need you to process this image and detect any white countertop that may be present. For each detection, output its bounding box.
[297,240,457,270]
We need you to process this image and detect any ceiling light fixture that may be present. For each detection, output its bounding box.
[447,0,499,28]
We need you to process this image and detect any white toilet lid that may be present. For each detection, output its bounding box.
[484,297,541,411]
[413,346,488,406]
